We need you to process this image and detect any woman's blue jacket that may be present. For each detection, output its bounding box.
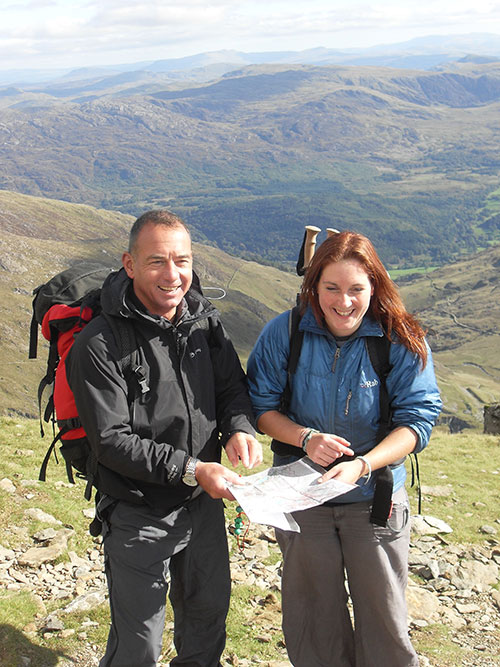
[247,306,442,504]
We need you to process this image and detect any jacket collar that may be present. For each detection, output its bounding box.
[100,267,215,326]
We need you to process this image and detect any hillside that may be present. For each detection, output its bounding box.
[0,190,299,420]
[0,191,498,429]
[397,246,500,428]
[1,62,500,268]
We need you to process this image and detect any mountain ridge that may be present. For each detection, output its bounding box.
[0,62,499,269]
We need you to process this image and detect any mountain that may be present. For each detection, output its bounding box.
[3,33,500,87]
[0,191,497,429]
[0,61,499,269]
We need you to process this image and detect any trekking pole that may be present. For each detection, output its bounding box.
[326,227,340,238]
[302,225,321,272]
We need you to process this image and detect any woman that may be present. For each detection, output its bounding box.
[247,231,442,667]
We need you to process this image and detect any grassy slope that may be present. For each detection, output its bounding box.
[0,417,498,666]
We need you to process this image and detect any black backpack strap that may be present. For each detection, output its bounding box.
[365,335,392,442]
[365,335,395,527]
[278,306,304,414]
[103,314,149,394]
[365,334,421,525]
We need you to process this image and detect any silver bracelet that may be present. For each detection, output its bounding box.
[357,455,372,484]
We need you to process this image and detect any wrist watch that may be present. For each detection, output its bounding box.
[182,456,198,487]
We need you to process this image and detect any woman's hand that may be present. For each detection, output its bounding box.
[304,432,354,467]
[318,457,366,485]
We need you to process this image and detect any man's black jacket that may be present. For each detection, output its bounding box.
[67,268,255,511]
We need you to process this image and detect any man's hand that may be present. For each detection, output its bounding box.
[195,461,243,501]
[225,432,263,469]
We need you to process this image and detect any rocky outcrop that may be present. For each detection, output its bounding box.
[484,403,500,434]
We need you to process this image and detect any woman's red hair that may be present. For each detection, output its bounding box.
[300,231,428,366]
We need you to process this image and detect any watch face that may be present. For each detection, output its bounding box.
[183,473,197,487]
[183,459,198,486]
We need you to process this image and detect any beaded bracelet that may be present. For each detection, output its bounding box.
[301,428,319,452]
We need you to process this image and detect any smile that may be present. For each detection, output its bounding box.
[335,308,354,316]
[158,286,180,293]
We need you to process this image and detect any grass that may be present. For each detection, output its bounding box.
[0,417,499,665]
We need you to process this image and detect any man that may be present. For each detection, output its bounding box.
[67,210,262,666]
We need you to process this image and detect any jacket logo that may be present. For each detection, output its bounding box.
[360,378,379,389]
[189,348,202,359]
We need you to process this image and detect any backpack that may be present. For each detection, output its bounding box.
[272,304,421,526]
[29,264,146,501]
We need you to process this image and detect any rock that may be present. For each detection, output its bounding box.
[0,478,16,494]
[62,588,107,614]
[480,525,498,535]
[439,606,466,629]
[24,508,62,525]
[448,559,499,592]
[42,614,65,632]
[0,545,15,562]
[411,515,453,535]
[483,403,500,434]
[33,528,58,542]
[18,527,74,566]
[455,602,482,614]
[406,584,441,622]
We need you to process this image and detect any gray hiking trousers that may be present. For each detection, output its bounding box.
[98,492,230,667]
[276,487,418,667]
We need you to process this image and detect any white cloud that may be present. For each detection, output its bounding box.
[1,0,500,69]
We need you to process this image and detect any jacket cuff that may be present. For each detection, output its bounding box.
[166,449,189,485]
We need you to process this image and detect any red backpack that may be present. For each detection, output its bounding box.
[29,264,145,499]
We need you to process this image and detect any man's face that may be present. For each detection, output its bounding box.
[122,223,193,320]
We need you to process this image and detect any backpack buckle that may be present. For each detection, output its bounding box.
[133,365,150,394]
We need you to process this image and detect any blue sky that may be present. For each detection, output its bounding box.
[1,0,500,71]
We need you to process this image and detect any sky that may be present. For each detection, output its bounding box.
[1,0,500,72]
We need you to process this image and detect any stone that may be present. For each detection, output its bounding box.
[406,584,441,622]
[439,606,466,629]
[483,403,500,434]
[448,559,499,592]
[18,528,74,566]
[42,614,65,632]
[0,478,16,494]
[33,528,58,542]
[62,588,107,614]
[24,508,62,525]
[411,515,453,535]
[0,545,15,562]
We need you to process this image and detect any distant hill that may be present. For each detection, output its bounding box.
[0,191,497,429]
[0,61,500,269]
[3,33,500,86]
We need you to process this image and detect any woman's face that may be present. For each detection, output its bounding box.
[317,259,373,337]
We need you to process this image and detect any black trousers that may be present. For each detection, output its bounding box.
[98,493,231,667]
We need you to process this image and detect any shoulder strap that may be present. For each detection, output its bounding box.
[365,335,392,443]
[102,313,149,394]
[365,334,422,523]
[278,305,304,414]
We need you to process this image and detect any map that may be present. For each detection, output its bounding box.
[227,457,355,532]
